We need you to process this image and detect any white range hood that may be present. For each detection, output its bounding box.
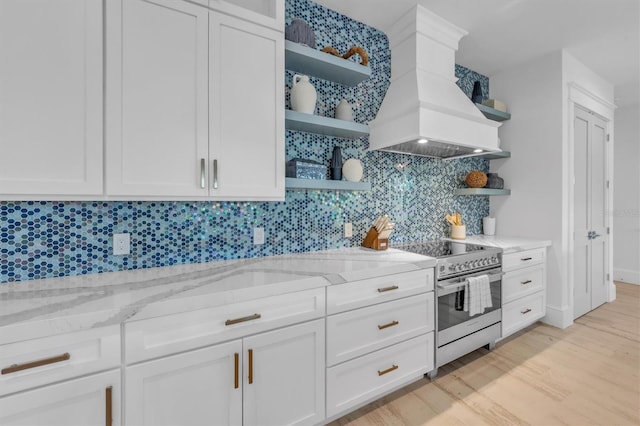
[369,5,501,159]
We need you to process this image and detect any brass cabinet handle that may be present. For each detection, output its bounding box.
[377,285,399,293]
[521,280,532,285]
[234,353,239,389]
[521,308,532,314]
[521,257,533,261]
[378,364,398,376]
[200,158,206,188]
[213,159,218,189]
[248,349,254,384]
[1,352,70,375]
[106,386,113,426]
[378,320,399,330]
[225,313,261,326]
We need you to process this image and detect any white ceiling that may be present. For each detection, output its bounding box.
[312,0,640,108]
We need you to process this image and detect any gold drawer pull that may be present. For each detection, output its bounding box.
[225,313,261,326]
[377,285,399,293]
[1,352,70,375]
[248,349,254,384]
[378,364,398,376]
[378,320,399,330]
[106,386,113,426]
[521,257,533,261]
[521,308,532,314]
[521,280,532,285]
[234,353,239,389]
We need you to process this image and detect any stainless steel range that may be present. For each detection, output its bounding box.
[397,240,503,377]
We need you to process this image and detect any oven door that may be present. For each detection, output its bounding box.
[437,268,502,345]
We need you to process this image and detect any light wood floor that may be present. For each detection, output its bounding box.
[330,282,640,426]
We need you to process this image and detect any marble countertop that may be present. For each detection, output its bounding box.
[444,235,552,253]
[0,248,435,345]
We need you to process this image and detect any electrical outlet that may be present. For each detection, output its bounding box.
[344,222,353,238]
[113,233,130,255]
[253,227,265,245]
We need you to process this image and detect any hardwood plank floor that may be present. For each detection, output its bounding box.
[329,282,640,426]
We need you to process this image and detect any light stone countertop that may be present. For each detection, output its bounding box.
[444,235,552,253]
[0,247,436,345]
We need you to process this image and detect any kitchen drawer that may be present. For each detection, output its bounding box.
[502,291,546,337]
[326,293,434,366]
[125,288,324,364]
[326,332,433,418]
[0,325,120,397]
[327,269,434,315]
[503,265,545,303]
[502,248,545,271]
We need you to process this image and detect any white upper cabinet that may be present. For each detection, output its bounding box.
[106,0,284,200]
[0,0,103,198]
[209,12,284,200]
[105,0,210,197]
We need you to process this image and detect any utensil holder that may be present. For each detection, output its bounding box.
[451,225,466,240]
[361,227,388,250]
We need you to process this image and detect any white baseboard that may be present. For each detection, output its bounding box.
[542,305,573,329]
[613,268,640,285]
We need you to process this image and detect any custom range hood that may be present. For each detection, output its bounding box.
[369,5,501,159]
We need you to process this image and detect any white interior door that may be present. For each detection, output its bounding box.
[573,106,609,319]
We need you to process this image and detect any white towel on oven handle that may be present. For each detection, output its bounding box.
[463,274,492,316]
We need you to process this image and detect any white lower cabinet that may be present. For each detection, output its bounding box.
[502,248,547,338]
[125,319,325,426]
[0,370,120,426]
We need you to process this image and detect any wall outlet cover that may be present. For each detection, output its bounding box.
[113,233,130,255]
[253,227,265,245]
[344,223,353,238]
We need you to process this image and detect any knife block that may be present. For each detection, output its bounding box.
[361,227,388,250]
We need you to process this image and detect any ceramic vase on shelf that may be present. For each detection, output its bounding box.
[335,99,353,121]
[290,74,317,114]
[486,173,504,189]
[342,158,363,182]
[330,146,342,180]
[471,80,483,104]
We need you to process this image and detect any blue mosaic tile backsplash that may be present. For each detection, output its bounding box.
[0,0,490,284]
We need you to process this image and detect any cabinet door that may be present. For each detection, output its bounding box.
[125,340,242,426]
[0,370,120,426]
[209,12,284,200]
[243,319,325,426]
[106,0,209,197]
[0,0,103,197]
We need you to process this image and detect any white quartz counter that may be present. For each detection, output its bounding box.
[0,248,435,345]
[444,235,552,253]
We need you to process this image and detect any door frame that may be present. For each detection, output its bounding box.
[566,82,617,320]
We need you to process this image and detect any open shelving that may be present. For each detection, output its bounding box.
[475,103,511,121]
[285,178,371,192]
[454,188,511,196]
[285,110,369,139]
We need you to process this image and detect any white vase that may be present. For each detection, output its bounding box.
[290,74,317,114]
[335,99,353,121]
[342,158,363,182]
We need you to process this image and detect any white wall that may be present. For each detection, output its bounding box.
[613,105,640,284]
[489,50,615,329]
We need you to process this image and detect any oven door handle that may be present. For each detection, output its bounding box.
[437,271,504,291]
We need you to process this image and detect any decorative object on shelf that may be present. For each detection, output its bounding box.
[483,216,496,236]
[330,146,342,180]
[486,173,504,189]
[284,19,316,48]
[342,158,363,182]
[445,212,466,240]
[362,215,394,250]
[471,80,483,104]
[335,99,353,121]
[465,170,488,188]
[286,158,326,180]
[320,45,369,66]
[482,99,508,113]
[290,74,317,114]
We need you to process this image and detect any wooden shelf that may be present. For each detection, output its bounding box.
[285,178,371,191]
[475,103,511,121]
[477,150,511,160]
[285,40,371,86]
[454,188,511,196]
[285,110,369,139]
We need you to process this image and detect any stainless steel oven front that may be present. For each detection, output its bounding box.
[435,267,502,369]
